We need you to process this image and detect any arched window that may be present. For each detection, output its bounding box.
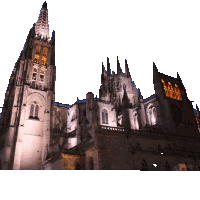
[165,161,170,171]
[35,105,39,118]
[142,159,148,171]
[30,104,34,117]
[34,45,41,63]
[41,47,48,66]
[29,102,39,119]
[102,109,108,124]
[133,113,139,130]
[147,104,157,125]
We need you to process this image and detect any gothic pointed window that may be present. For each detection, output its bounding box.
[133,113,139,130]
[35,105,39,118]
[41,47,48,66]
[29,102,39,119]
[102,109,108,124]
[149,109,152,123]
[147,104,157,125]
[30,104,34,118]
[34,45,41,63]
[152,107,157,124]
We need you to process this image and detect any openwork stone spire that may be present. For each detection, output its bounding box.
[35,1,49,39]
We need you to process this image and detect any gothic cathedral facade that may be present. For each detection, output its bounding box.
[0,2,200,170]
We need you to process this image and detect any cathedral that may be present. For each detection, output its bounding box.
[0,2,200,170]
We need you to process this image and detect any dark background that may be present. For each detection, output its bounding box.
[0,1,200,110]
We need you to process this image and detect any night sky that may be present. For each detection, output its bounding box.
[0,1,200,111]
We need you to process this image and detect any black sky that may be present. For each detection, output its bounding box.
[0,1,200,110]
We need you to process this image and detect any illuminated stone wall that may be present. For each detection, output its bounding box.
[62,153,83,170]
[98,101,117,127]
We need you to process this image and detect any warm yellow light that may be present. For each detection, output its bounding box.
[161,79,182,101]
[42,47,48,56]
[41,57,47,66]
[35,45,41,54]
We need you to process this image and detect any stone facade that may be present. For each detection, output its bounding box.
[0,2,200,170]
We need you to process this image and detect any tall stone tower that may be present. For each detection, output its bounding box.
[0,2,56,169]
[99,57,138,113]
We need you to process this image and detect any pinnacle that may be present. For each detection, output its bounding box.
[42,1,47,9]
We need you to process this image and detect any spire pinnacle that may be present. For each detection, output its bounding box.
[42,1,47,9]
[35,2,49,40]
[153,62,159,76]
[117,56,122,74]
[125,59,131,78]
[107,57,111,76]
[102,62,107,77]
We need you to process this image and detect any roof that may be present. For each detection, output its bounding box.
[54,97,99,108]
[54,102,69,108]
[143,94,156,103]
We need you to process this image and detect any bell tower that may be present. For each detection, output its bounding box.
[0,2,56,169]
[153,62,199,137]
